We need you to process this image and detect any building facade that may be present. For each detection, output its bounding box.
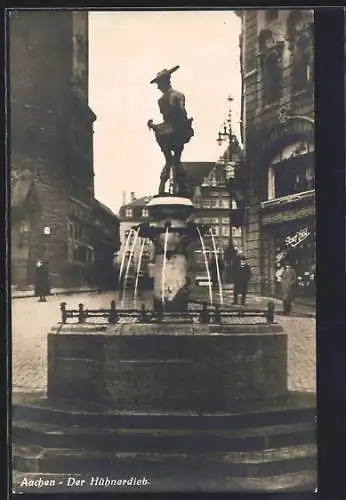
[186,162,243,279]
[9,10,98,288]
[117,193,154,285]
[89,200,120,290]
[238,9,315,296]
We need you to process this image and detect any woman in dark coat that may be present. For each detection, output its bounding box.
[34,258,50,302]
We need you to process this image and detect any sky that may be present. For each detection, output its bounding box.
[88,10,242,214]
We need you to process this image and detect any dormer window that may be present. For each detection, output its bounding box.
[125,208,132,218]
[142,208,149,218]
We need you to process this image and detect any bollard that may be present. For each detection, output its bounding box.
[78,303,85,324]
[108,300,119,324]
[214,304,221,324]
[199,302,210,324]
[60,302,67,324]
[267,301,275,324]
[138,304,150,323]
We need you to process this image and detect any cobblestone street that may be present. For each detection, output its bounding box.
[11,291,316,394]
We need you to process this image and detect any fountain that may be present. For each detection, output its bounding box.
[12,65,316,493]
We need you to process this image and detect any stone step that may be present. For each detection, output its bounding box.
[13,419,316,453]
[13,443,316,477]
[12,391,316,430]
[13,469,317,493]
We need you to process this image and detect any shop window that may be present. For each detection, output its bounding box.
[275,226,315,296]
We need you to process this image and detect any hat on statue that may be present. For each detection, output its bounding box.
[150,65,180,84]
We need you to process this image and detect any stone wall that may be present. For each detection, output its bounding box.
[48,328,287,412]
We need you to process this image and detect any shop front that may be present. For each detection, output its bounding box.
[273,219,315,297]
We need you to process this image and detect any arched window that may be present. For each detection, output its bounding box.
[287,11,314,91]
[258,29,284,105]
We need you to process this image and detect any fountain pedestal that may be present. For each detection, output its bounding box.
[145,195,195,312]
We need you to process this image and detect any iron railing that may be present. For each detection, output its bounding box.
[59,300,275,326]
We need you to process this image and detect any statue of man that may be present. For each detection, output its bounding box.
[147,65,194,195]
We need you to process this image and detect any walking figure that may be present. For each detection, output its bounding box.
[34,258,50,302]
[233,256,252,306]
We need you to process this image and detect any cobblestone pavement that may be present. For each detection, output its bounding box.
[11,291,316,394]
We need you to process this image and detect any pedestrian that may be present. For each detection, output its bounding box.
[34,258,50,302]
[233,256,252,306]
[281,263,297,315]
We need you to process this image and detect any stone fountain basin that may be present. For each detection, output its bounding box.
[47,322,287,412]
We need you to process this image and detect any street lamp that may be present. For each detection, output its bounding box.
[217,97,238,280]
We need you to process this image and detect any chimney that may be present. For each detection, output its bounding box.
[130,192,136,202]
[122,191,126,206]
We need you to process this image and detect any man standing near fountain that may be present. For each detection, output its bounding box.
[147,65,194,195]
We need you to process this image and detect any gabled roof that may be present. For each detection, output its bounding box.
[94,199,118,219]
[11,171,34,209]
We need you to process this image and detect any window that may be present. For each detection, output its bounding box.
[202,199,211,209]
[287,12,314,92]
[292,29,313,90]
[222,217,229,224]
[210,199,219,208]
[232,227,242,238]
[262,51,282,104]
[125,208,133,218]
[73,244,88,264]
[221,199,229,208]
[268,151,315,200]
[212,217,219,224]
[210,226,219,237]
[259,30,283,105]
[141,251,151,270]
[142,208,149,218]
[222,226,230,237]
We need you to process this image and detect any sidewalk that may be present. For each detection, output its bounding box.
[11,286,97,300]
[189,287,315,318]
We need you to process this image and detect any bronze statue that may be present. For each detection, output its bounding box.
[147,65,194,196]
